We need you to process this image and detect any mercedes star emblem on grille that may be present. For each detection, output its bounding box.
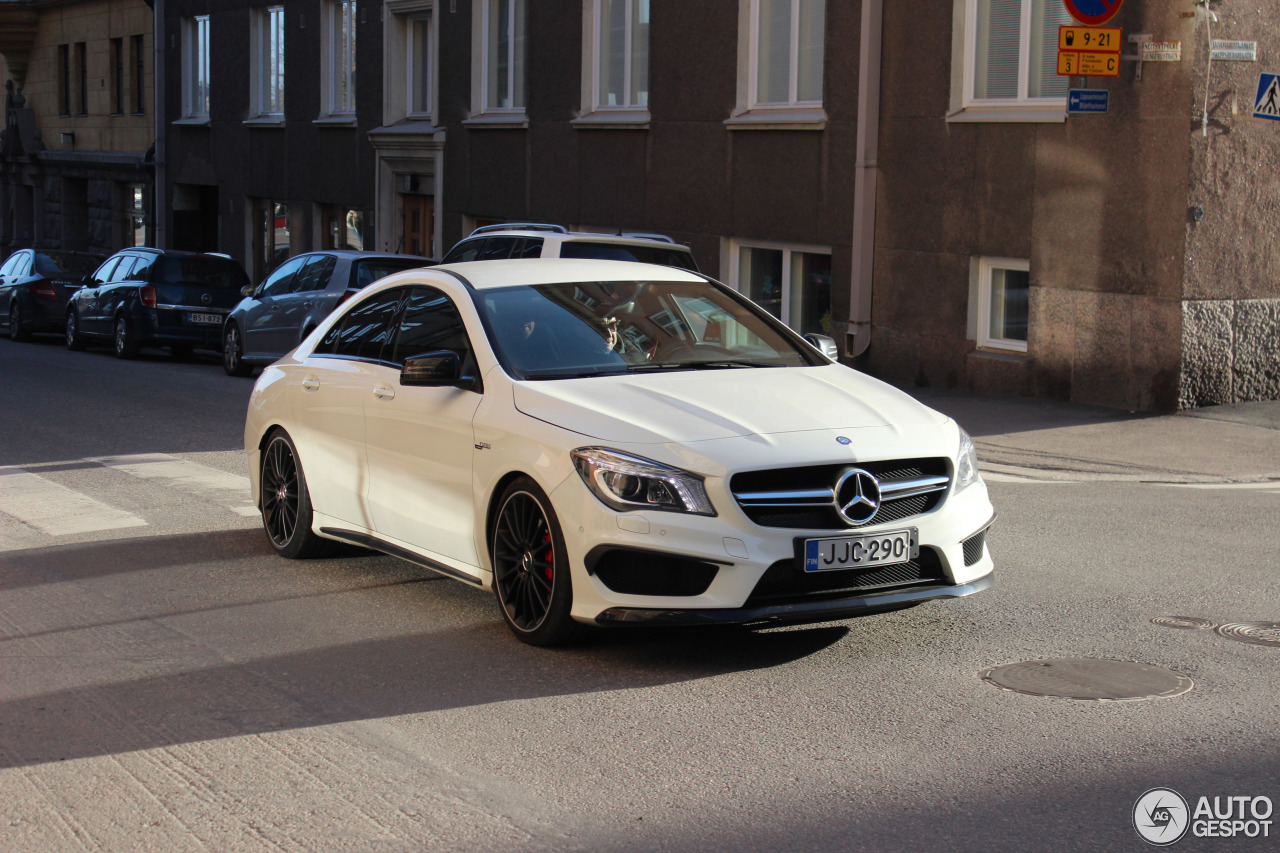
[834,468,881,525]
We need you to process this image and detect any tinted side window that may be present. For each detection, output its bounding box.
[92,257,120,284]
[132,256,155,282]
[0,254,21,277]
[353,258,424,289]
[477,237,518,261]
[442,239,483,264]
[559,241,698,271]
[387,286,471,366]
[317,288,403,361]
[260,256,307,297]
[111,256,140,281]
[292,255,336,293]
[516,238,544,258]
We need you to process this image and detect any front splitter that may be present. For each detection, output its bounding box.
[593,573,994,627]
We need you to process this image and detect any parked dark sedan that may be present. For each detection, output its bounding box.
[222,250,432,376]
[66,248,251,358]
[0,249,103,341]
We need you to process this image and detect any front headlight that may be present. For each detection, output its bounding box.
[956,427,979,489]
[571,448,715,516]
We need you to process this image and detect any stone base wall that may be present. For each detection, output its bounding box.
[1180,299,1280,408]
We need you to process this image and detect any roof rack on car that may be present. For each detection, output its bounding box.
[470,223,568,236]
[618,232,676,244]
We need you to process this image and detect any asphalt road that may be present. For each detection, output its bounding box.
[2,334,1278,852]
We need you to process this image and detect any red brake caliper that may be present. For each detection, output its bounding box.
[543,533,554,581]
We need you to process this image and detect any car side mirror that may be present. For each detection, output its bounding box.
[241,284,255,298]
[401,350,481,392]
[803,333,839,360]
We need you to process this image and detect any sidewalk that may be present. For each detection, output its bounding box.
[906,388,1280,484]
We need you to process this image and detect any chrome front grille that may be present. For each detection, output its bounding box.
[730,458,950,530]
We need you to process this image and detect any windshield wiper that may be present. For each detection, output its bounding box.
[626,360,782,372]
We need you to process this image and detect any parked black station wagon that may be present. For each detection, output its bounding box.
[66,248,251,358]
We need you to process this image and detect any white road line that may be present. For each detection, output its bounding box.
[1162,481,1280,492]
[0,467,147,536]
[980,471,1078,484]
[88,453,257,516]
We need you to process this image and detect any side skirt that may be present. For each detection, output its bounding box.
[319,527,484,587]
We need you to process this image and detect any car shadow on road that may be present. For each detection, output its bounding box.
[0,529,850,769]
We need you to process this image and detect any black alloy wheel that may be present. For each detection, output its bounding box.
[223,322,251,376]
[492,477,578,646]
[65,309,86,350]
[114,315,139,359]
[260,429,332,559]
[9,303,30,342]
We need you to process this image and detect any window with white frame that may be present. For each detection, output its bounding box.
[181,16,210,119]
[976,257,1029,351]
[409,13,433,115]
[482,0,525,112]
[588,0,649,111]
[251,6,285,119]
[732,241,831,335]
[956,0,1071,116]
[323,0,357,116]
[751,0,824,108]
[383,1,437,124]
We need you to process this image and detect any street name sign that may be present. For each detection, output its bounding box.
[1057,26,1122,77]
[1141,42,1182,62]
[1255,73,1280,121]
[1063,0,1124,26]
[1210,41,1257,62]
[1067,89,1110,114]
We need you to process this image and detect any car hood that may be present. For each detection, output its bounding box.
[512,365,947,444]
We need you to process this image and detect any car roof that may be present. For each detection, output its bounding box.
[425,258,707,290]
[459,229,692,251]
[301,250,434,261]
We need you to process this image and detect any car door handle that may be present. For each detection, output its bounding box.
[270,304,279,312]
[372,385,395,400]
[302,376,320,392]
[302,301,313,309]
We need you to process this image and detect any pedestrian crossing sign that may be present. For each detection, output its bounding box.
[1255,72,1280,121]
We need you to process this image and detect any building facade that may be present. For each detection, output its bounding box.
[0,0,154,256]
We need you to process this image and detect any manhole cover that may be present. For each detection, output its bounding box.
[1151,616,1218,630]
[1214,622,1280,648]
[979,659,1193,701]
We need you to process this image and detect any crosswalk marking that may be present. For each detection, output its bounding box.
[0,467,147,536]
[88,453,258,517]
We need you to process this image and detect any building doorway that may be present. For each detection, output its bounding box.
[401,193,434,257]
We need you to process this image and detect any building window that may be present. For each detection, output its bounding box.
[953,0,1070,119]
[124,184,147,246]
[409,15,433,115]
[253,199,291,279]
[251,6,286,119]
[750,0,824,108]
[182,15,211,119]
[383,1,437,124]
[321,206,365,250]
[111,38,125,115]
[76,42,87,115]
[132,35,146,114]
[589,0,648,111]
[58,44,70,116]
[483,0,525,112]
[323,0,357,116]
[976,257,1029,351]
[731,241,831,335]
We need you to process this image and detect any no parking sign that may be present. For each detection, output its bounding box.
[1063,0,1124,26]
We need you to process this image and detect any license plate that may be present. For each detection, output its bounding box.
[803,528,917,572]
[188,312,222,325]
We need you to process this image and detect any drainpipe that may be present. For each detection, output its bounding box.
[152,0,166,248]
[848,0,882,358]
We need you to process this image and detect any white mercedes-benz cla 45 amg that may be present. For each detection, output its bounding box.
[245,259,995,645]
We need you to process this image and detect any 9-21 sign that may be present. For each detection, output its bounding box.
[1057,26,1122,77]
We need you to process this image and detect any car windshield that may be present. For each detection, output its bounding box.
[152,256,250,290]
[476,280,817,380]
[559,241,698,271]
[354,258,430,289]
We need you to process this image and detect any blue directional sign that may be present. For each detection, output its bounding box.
[1255,73,1280,122]
[1068,89,1110,114]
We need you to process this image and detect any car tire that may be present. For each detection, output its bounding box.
[114,315,139,359]
[223,322,251,377]
[65,309,87,350]
[9,303,30,342]
[491,476,579,646]
[260,429,334,559]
